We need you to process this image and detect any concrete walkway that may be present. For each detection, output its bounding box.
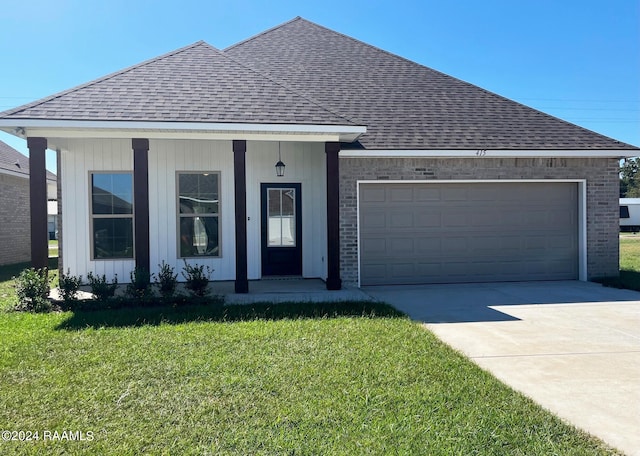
[363,281,640,456]
[216,279,372,304]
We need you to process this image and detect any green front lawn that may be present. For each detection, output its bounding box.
[0,259,58,312]
[48,240,58,258]
[597,234,640,290]
[0,264,617,454]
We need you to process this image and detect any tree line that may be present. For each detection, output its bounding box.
[620,158,640,198]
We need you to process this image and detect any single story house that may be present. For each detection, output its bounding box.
[0,17,637,290]
[0,140,56,265]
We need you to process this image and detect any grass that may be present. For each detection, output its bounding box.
[620,234,640,272]
[0,263,619,454]
[596,234,640,290]
[0,259,58,312]
[48,240,58,258]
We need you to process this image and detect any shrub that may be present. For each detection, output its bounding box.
[181,261,213,297]
[125,267,153,302]
[59,269,83,302]
[86,272,118,301]
[154,261,178,299]
[13,267,52,312]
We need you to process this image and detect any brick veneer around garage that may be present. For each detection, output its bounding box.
[339,157,619,287]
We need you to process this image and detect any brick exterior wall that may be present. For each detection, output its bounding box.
[339,157,620,286]
[0,173,31,265]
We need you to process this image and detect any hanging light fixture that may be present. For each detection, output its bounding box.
[275,141,286,177]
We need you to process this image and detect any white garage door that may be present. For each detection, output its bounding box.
[359,182,578,285]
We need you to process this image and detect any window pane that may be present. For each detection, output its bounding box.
[92,173,133,215]
[268,217,283,246]
[282,189,295,216]
[180,216,219,257]
[268,189,281,217]
[93,218,133,258]
[179,174,218,214]
[267,188,296,247]
[621,206,630,218]
[281,216,295,246]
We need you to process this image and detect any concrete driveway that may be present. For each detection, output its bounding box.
[363,281,640,456]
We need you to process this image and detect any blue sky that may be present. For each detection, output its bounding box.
[0,0,638,173]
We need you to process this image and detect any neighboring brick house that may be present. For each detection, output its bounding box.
[0,17,636,289]
[0,140,56,265]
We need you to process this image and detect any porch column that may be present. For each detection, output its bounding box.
[132,138,150,272]
[27,137,48,270]
[325,142,342,290]
[233,140,249,293]
[56,149,63,275]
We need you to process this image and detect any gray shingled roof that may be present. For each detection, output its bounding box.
[225,17,636,150]
[0,17,636,150]
[0,41,356,126]
[0,140,56,180]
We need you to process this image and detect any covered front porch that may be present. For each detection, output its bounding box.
[18,123,364,293]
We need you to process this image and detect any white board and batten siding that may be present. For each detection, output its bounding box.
[246,141,327,280]
[59,138,135,280]
[59,138,328,282]
[148,139,236,280]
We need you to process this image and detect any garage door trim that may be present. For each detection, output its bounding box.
[356,179,587,286]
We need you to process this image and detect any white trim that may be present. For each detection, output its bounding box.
[0,168,29,179]
[356,179,588,287]
[0,168,56,182]
[340,149,636,158]
[578,183,587,280]
[0,120,366,143]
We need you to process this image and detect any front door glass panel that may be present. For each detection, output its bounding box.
[267,188,296,247]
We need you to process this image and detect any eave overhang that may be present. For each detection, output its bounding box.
[0,119,367,144]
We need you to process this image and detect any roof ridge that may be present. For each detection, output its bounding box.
[223,16,303,52]
[223,17,368,125]
[0,41,212,119]
[221,34,361,126]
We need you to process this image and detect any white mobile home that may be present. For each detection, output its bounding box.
[620,198,640,232]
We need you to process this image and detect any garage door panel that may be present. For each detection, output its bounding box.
[360,182,578,285]
[441,237,467,252]
[548,210,575,225]
[471,210,502,226]
[389,263,415,278]
[361,186,386,203]
[389,237,414,253]
[416,238,442,255]
[416,187,441,201]
[442,211,469,227]
[390,187,414,202]
[362,211,386,229]
[442,187,468,201]
[415,212,441,227]
[361,263,387,282]
[361,237,388,257]
[500,236,522,251]
[389,212,414,228]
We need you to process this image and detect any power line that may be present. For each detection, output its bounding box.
[537,107,639,112]
[517,97,640,104]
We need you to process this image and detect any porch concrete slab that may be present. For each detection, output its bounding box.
[217,279,372,304]
[362,281,640,456]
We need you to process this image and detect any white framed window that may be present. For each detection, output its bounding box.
[177,172,220,258]
[90,172,134,259]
